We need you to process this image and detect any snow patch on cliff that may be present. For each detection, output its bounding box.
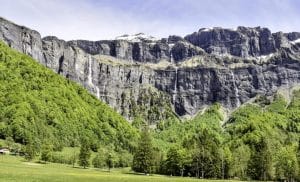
[256,53,274,61]
[291,38,300,44]
[199,28,212,32]
[116,33,158,42]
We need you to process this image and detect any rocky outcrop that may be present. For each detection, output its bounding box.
[1,17,300,123]
[0,18,45,63]
[184,27,300,58]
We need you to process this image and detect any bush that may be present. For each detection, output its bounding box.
[50,153,73,165]
[93,153,105,168]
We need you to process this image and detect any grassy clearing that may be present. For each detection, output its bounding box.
[0,155,236,182]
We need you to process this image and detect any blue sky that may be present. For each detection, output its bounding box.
[0,0,299,40]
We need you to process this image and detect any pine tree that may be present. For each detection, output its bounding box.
[165,147,181,176]
[132,126,154,174]
[79,137,91,169]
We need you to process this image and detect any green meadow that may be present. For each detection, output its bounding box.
[0,155,235,182]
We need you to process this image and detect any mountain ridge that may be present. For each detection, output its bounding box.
[1,17,300,123]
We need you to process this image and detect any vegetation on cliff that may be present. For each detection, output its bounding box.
[0,41,299,181]
[0,41,138,153]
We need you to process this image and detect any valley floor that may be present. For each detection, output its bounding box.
[0,155,236,182]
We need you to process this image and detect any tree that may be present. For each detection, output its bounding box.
[79,137,91,169]
[275,146,299,182]
[71,151,78,168]
[5,136,14,149]
[11,143,22,154]
[178,149,189,177]
[165,147,182,176]
[117,150,133,167]
[165,147,188,176]
[40,143,53,162]
[192,127,221,178]
[106,152,117,172]
[247,137,273,180]
[298,141,300,180]
[24,142,36,161]
[132,127,154,174]
[93,153,104,168]
[231,144,251,179]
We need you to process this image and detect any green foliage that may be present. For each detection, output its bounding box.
[79,138,91,168]
[4,136,14,149]
[0,41,138,155]
[266,94,287,113]
[132,127,154,174]
[131,116,145,130]
[152,104,224,178]
[191,127,222,178]
[40,143,53,162]
[116,150,133,167]
[165,147,182,176]
[24,142,37,161]
[126,86,177,126]
[153,94,300,180]
[92,147,132,169]
[224,93,300,180]
[93,152,105,168]
[229,144,251,179]
[247,137,273,180]
[49,150,77,165]
[106,152,118,171]
[1,40,300,181]
[164,146,188,176]
[275,145,299,181]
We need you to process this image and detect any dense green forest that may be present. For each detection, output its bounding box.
[0,41,138,155]
[0,41,299,181]
[147,94,300,181]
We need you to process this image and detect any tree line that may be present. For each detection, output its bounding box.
[132,97,300,181]
[0,41,299,181]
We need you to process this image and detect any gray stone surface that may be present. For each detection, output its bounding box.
[1,17,300,121]
[184,27,298,58]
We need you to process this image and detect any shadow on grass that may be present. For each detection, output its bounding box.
[72,166,82,169]
[123,172,155,176]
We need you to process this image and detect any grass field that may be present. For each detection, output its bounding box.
[0,155,236,182]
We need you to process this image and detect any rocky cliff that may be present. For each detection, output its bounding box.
[1,17,300,123]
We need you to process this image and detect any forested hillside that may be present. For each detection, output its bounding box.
[0,40,299,181]
[0,41,138,152]
[151,94,300,181]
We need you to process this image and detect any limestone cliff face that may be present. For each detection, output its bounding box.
[184,27,300,57]
[1,17,300,122]
[0,18,45,63]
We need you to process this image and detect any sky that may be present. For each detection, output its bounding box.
[0,0,299,40]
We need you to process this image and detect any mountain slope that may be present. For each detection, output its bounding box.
[1,17,300,124]
[152,92,299,179]
[0,41,138,151]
